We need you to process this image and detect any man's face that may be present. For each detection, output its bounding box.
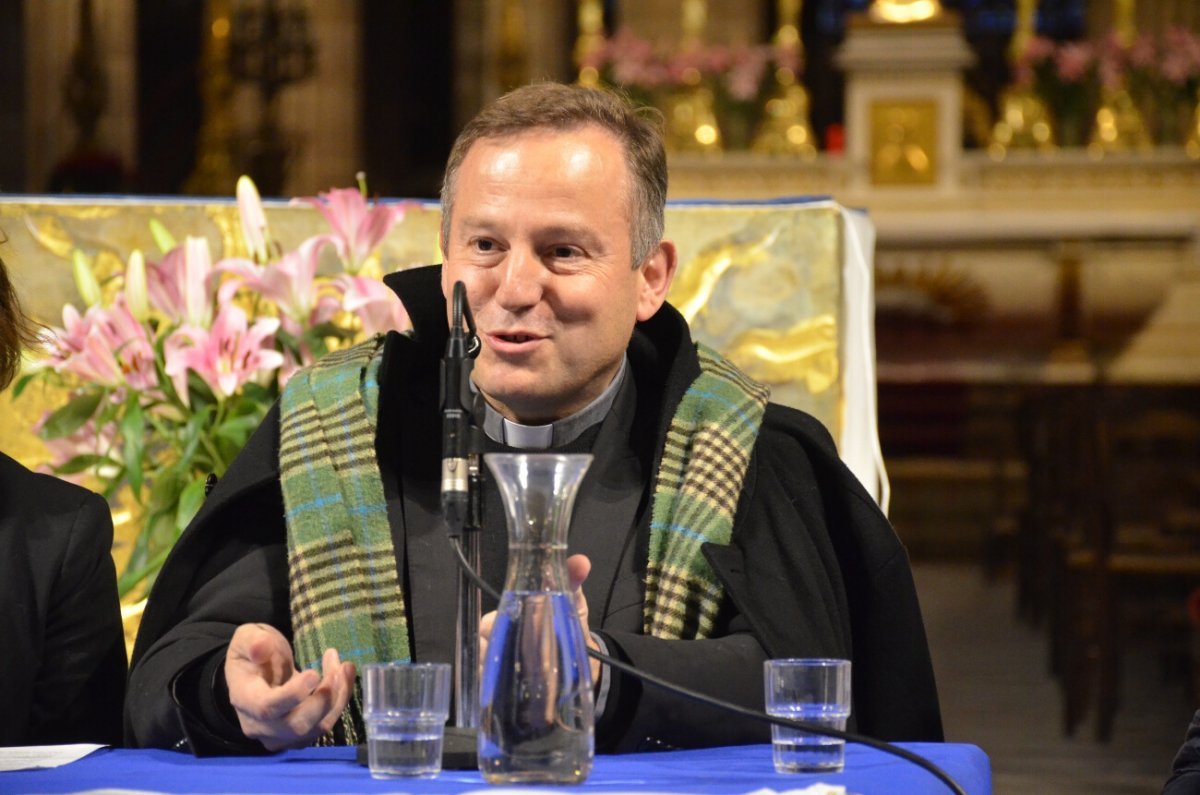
[441,125,673,425]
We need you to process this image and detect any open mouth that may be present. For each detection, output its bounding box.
[499,333,536,343]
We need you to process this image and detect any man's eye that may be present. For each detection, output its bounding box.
[552,246,577,259]
[473,239,495,252]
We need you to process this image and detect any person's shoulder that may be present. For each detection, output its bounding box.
[758,402,839,459]
[753,403,886,523]
[0,451,102,515]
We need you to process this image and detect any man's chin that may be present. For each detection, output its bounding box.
[476,383,561,425]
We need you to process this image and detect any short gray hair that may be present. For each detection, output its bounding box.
[440,82,667,268]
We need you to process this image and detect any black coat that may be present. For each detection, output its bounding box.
[127,265,942,752]
[0,451,126,746]
[1164,709,1200,794]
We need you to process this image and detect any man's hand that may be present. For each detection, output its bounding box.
[566,554,603,684]
[479,554,601,684]
[224,623,356,752]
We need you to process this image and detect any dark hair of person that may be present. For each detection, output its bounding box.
[439,81,667,268]
[0,251,42,391]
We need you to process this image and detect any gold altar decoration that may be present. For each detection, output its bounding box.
[868,0,944,25]
[574,0,605,87]
[0,197,849,616]
[1086,0,1152,156]
[497,0,530,93]
[870,100,938,185]
[664,0,723,154]
[990,0,1055,157]
[1188,97,1200,159]
[751,0,817,159]
[1089,86,1154,155]
[185,0,238,195]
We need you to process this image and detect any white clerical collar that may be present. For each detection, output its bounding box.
[479,357,628,450]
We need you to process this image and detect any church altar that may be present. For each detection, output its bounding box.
[0,195,885,504]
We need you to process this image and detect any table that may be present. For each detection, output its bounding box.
[2,743,990,794]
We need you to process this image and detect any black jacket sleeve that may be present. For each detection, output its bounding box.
[33,488,127,745]
[124,404,292,752]
[1164,709,1200,795]
[0,453,126,746]
[591,405,942,751]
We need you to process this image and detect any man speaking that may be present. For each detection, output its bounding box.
[126,82,942,754]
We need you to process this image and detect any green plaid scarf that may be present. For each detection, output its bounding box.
[644,343,770,640]
[278,337,767,738]
[279,336,410,744]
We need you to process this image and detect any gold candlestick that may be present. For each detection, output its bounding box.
[185,0,239,195]
[665,0,722,153]
[752,0,816,158]
[1089,87,1153,155]
[680,0,707,50]
[989,0,1055,157]
[574,0,604,87]
[1113,0,1135,48]
[496,0,529,92]
[1185,88,1200,159]
[1088,0,1153,154]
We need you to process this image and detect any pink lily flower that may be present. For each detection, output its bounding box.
[219,237,342,335]
[295,187,406,273]
[96,298,159,392]
[46,300,158,391]
[147,236,219,328]
[35,414,121,484]
[337,274,411,336]
[164,305,284,404]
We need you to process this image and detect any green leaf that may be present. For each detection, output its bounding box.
[39,391,103,440]
[146,471,184,516]
[174,476,207,533]
[213,414,260,445]
[53,453,111,475]
[239,382,274,406]
[118,546,172,598]
[121,399,146,494]
[11,372,36,399]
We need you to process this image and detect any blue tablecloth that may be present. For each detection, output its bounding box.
[2,742,990,794]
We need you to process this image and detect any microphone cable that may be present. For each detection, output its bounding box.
[449,538,967,795]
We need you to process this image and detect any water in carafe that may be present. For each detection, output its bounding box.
[478,453,594,785]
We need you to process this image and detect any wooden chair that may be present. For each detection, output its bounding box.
[1055,382,1200,740]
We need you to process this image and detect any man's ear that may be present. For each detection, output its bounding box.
[635,241,677,323]
[439,233,450,296]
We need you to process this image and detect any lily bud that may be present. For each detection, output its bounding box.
[183,237,214,328]
[125,249,150,322]
[149,219,177,254]
[237,175,270,263]
[72,249,103,307]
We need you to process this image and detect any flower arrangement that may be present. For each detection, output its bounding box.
[15,176,412,597]
[582,27,804,149]
[1016,36,1098,146]
[1015,28,1200,148]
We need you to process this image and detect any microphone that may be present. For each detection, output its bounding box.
[440,281,480,537]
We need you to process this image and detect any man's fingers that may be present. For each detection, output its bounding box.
[566,554,592,627]
[566,554,591,591]
[480,610,497,641]
[236,666,321,722]
[230,623,297,687]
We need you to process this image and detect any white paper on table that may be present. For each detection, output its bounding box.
[0,743,107,772]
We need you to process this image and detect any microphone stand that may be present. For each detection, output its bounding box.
[440,281,484,768]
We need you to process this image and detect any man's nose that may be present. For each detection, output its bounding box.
[494,249,544,310]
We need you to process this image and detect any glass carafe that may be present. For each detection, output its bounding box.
[478,453,594,785]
